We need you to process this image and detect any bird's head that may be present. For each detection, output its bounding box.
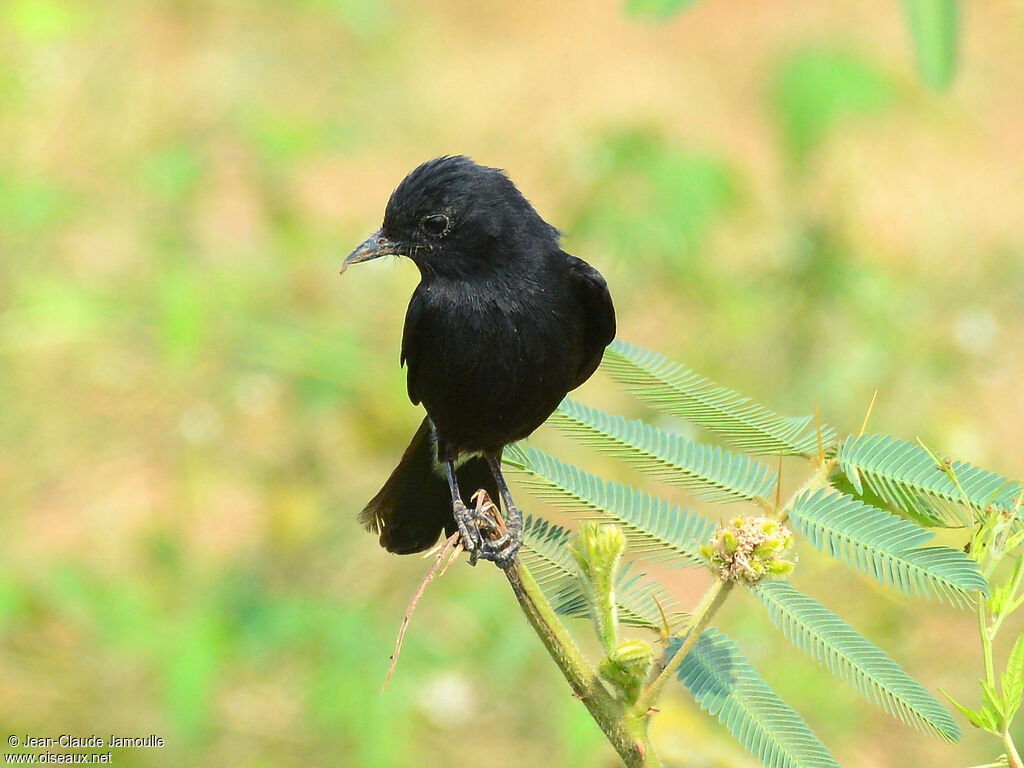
[342,156,559,279]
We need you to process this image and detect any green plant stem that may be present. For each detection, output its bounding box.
[633,579,734,715]
[973,520,1023,768]
[989,556,1024,638]
[1004,729,1023,768]
[978,596,996,686]
[777,457,836,523]
[504,561,659,768]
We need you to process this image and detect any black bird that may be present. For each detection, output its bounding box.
[342,156,615,567]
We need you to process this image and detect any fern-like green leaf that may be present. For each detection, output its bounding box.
[522,516,687,632]
[1002,630,1024,723]
[837,433,1023,526]
[673,628,840,768]
[788,489,988,606]
[505,444,714,566]
[548,398,776,505]
[602,340,836,456]
[752,580,960,741]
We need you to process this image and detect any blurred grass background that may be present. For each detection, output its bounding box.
[2,0,1023,766]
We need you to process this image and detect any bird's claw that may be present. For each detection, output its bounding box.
[452,492,523,570]
[452,499,483,563]
[472,494,523,570]
[477,533,522,569]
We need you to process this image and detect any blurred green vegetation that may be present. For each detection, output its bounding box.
[1,1,1023,766]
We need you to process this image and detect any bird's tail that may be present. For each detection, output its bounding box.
[358,417,499,554]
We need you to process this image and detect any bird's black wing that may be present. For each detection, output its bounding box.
[564,253,616,387]
[400,291,427,406]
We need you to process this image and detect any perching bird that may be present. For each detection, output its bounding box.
[342,156,615,567]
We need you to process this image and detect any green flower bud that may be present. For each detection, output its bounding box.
[571,523,626,654]
[752,539,780,557]
[720,530,739,554]
[600,639,654,703]
[767,559,796,577]
[571,522,625,584]
[613,638,655,668]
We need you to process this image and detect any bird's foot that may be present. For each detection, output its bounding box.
[452,499,484,564]
[478,528,522,569]
[469,490,522,570]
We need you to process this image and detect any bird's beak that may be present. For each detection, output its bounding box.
[341,230,398,275]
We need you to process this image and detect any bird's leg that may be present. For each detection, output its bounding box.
[444,459,483,565]
[479,451,523,569]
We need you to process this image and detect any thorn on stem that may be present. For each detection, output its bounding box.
[774,455,783,514]
[814,399,825,465]
[858,390,879,438]
[651,593,671,639]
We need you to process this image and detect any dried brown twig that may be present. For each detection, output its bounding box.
[381,531,463,693]
[381,489,506,692]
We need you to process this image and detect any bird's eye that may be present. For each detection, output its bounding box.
[420,214,450,237]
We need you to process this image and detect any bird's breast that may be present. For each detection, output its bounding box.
[410,278,583,453]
